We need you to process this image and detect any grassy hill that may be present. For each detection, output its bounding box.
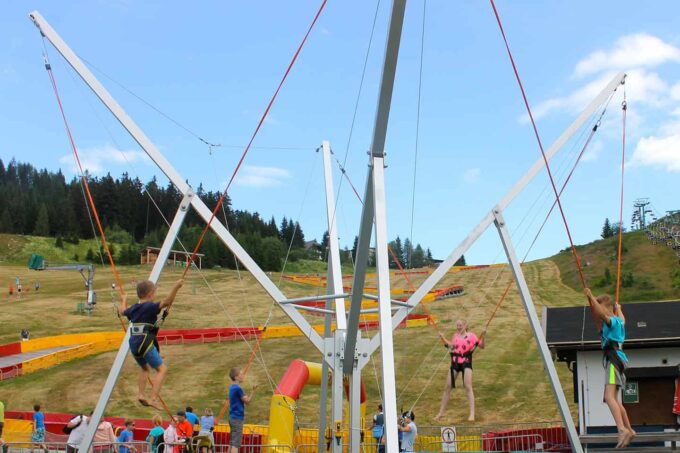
[0,258,580,426]
[0,233,121,265]
[550,230,680,302]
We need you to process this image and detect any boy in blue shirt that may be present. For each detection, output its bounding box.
[228,367,257,453]
[185,407,199,436]
[119,279,184,408]
[31,404,46,450]
[117,420,136,453]
[586,288,636,448]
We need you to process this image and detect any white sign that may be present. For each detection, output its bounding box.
[440,426,457,452]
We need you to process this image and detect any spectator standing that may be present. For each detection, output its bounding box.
[163,420,178,453]
[21,329,29,342]
[146,416,165,453]
[117,420,136,453]
[371,404,384,449]
[32,404,46,450]
[35,281,40,292]
[184,407,199,436]
[228,367,256,453]
[93,418,117,453]
[175,411,193,452]
[397,411,417,453]
[65,413,90,453]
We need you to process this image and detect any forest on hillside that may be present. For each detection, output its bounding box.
[0,159,447,271]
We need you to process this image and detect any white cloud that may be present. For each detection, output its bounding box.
[671,81,680,101]
[581,140,604,162]
[59,144,150,175]
[463,168,480,184]
[234,165,292,188]
[629,134,680,172]
[523,69,668,123]
[574,33,680,78]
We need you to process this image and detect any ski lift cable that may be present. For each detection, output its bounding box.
[407,0,427,269]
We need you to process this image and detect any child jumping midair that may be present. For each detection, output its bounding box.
[119,278,184,408]
[586,288,636,448]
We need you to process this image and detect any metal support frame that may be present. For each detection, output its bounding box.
[368,70,626,354]
[494,209,583,453]
[342,2,407,452]
[320,141,348,453]
[29,6,625,453]
[28,11,327,452]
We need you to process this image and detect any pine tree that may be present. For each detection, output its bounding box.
[455,254,466,266]
[411,244,426,268]
[261,237,283,271]
[351,236,359,262]
[320,231,330,256]
[55,236,64,248]
[292,221,305,248]
[33,203,50,236]
[389,236,404,269]
[601,218,613,239]
[401,238,411,268]
[0,208,12,233]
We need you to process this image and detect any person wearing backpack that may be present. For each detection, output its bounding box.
[147,416,165,453]
[371,404,384,452]
[64,412,90,453]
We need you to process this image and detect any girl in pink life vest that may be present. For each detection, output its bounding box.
[434,320,485,422]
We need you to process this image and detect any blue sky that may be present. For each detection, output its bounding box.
[1,1,679,264]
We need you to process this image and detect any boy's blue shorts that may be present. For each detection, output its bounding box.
[133,345,163,369]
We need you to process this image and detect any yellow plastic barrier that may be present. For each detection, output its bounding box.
[3,419,32,443]
[20,332,125,375]
[20,331,124,353]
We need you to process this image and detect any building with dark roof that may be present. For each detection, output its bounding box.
[544,301,680,432]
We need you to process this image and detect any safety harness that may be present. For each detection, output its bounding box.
[446,336,478,388]
[601,336,626,374]
[130,308,169,358]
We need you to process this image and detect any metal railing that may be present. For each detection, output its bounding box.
[0,365,21,381]
[423,433,544,452]
[155,442,293,453]
[1,441,150,453]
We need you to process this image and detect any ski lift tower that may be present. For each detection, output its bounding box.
[632,198,651,230]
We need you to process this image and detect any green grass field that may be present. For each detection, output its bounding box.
[0,256,581,426]
[2,229,675,426]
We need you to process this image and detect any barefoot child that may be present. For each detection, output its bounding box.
[435,320,486,422]
[228,368,257,453]
[586,288,636,448]
[118,278,184,408]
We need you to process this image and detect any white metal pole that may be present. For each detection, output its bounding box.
[372,158,399,453]
[345,0,408,375]
[321,140,347,328]
[494,209,583,453]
